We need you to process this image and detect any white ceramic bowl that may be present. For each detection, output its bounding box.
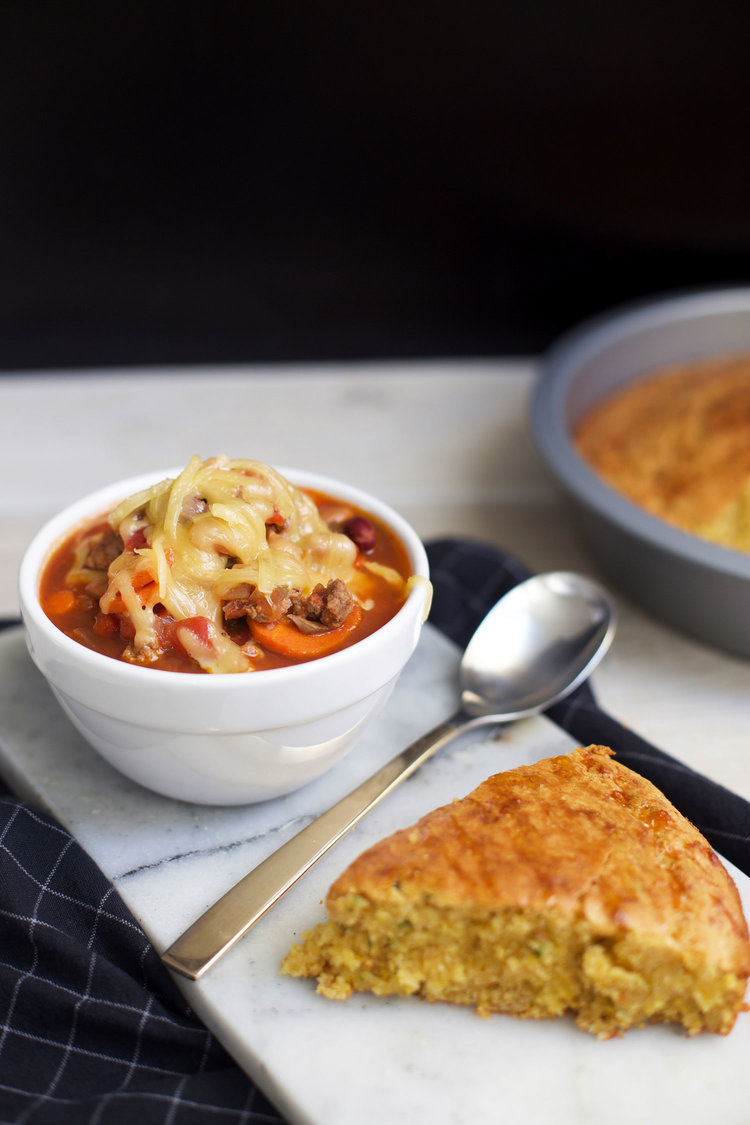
[18,466,431,805]
[531,287,750,658]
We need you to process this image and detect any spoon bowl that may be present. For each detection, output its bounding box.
[163,569,617,980]
[460,571,616,720]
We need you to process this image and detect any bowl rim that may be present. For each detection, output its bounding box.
[18,463,431,693]
[531,285,750,582]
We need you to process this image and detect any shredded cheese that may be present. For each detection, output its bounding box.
[99,456,384,672]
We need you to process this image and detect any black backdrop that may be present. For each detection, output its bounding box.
[3,1,750,370]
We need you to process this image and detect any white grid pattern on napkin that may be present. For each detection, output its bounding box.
[0,796,284,1125]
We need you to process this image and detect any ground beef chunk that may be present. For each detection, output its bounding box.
[221,583,294,623]
[289,579,354,632]
[221,578,354,632]
[82,530,123,572]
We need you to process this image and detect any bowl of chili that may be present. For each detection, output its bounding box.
[18,459,432,805]
[530,287,750,658]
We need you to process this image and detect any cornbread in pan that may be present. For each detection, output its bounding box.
[282,745,750,1038]
[573,353,750,553]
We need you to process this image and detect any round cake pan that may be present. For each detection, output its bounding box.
[530,286,750,659]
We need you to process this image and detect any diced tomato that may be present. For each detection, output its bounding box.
[92,612,119,638]
[125,527,148,551]
[169,615,214,655]
[266,508,285,528]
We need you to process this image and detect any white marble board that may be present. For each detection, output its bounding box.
[0,624,749,1125]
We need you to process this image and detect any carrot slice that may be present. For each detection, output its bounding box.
[44,589,77,616]
[103,593,127,614]
[103,578,159,615]
[131,569,156,591]
[250,604,363,660]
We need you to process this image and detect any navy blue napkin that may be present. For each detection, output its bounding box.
[1,538,749,1124]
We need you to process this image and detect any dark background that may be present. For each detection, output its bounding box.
[2,1,750,371]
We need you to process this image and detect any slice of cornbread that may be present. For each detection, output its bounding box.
[282,745,750,1039]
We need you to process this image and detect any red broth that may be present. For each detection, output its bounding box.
[39,489,413,673]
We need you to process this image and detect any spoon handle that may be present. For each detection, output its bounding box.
[161,710,470,980]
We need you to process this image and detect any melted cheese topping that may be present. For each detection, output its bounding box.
[100,456,366,671]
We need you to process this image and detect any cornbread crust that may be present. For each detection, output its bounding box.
[573,354,750,553]
[282,746,750,1038]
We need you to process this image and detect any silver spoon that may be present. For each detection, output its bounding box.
[162,570,616,981]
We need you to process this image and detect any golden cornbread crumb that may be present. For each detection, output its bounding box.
[574,353,750,553]
[282,746,750,1039]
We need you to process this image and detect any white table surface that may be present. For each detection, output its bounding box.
[1,356,748,806]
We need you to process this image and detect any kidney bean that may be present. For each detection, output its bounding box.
[343,515,377,553]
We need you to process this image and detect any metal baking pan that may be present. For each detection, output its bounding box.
[530,287,750,659]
